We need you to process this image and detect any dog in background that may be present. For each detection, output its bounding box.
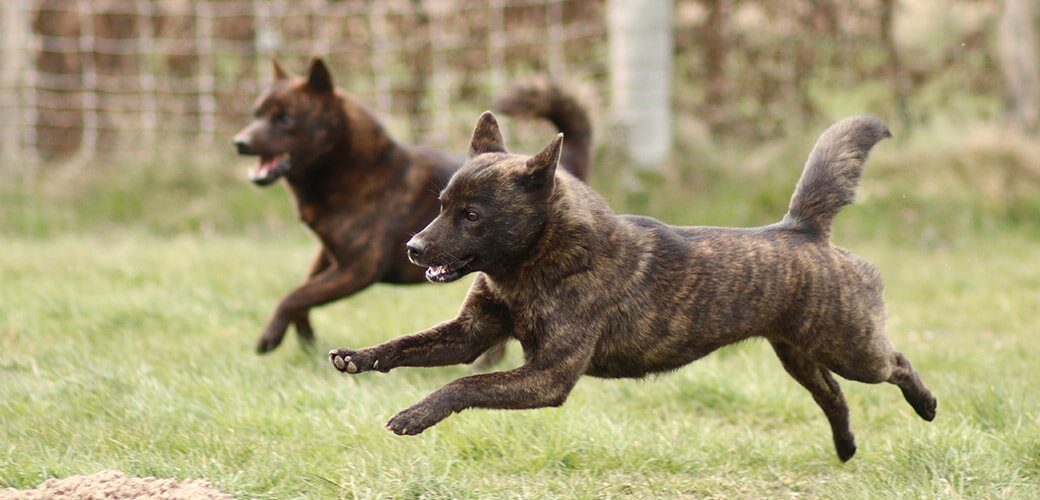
[233,57,592,354]
[329,112,937,461]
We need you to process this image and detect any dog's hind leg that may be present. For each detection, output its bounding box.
[817,334,937,423]
[885,351,937,421]
[770,340,857,461]
[471,342,506,372]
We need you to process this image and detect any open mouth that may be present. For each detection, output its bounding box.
[424,256,474,283]
[249,153,291,186]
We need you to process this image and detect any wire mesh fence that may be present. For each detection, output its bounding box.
[0,0,1009,169]
[0,0,608,166]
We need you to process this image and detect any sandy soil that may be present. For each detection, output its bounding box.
[0,470,234,500]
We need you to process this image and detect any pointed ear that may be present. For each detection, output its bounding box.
[306,58,335,94]
[523,133,563,192]
[527,133,563,175]
[271,54,290,81]
[469,111,507,157]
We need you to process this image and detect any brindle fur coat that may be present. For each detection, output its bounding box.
[329,112,937,461]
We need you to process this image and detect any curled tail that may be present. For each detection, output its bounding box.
[782,116,891,239]
[493,77,593,181]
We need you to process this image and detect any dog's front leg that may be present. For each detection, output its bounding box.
[329,319,479,373]
[329,311,510,374]
[258,264,377,353]
[291,247,334,345]
[384,324,596,435]
[329,279,512,369]
[384,361,586,435]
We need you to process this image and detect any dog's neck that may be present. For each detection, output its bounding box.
[334,94,399,168]
[284,97,406,206]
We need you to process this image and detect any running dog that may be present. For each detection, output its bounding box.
[329,112,937,461]
[233,58,592,354]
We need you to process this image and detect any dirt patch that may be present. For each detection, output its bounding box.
[0,470,234,500]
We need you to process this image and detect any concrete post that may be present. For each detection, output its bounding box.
[608,0,673,169]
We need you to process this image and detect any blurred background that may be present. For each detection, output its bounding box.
[1,5,1038,495]
[0,0,1038,240]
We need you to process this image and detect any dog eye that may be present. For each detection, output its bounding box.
[275,113,294,127]
[463,209,480,222]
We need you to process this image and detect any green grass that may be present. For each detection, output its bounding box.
[2,231,1037,498]
[2,125,1039,498]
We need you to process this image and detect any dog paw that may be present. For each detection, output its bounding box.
[256,322,290,354]
[835,431,857,462]
[917,395,938,422]
[386,402,452,436]
[256,334,283,354]
[328,348,385,374]
[837,440,857,462]
[329,348,359,373]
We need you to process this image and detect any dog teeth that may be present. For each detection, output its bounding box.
[346,361,358,373]
[331,355,345,370]
[372,360,379,370]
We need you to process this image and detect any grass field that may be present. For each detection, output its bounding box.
[2,125,1039,498]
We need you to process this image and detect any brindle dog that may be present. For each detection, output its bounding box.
[329,112,937,461]
[233,57,592,354]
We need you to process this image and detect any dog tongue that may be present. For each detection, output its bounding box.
[254,156,278,176]
[249,154,289,185]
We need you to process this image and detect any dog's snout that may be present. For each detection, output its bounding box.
[233,136,253,155]
[406,237,427,264]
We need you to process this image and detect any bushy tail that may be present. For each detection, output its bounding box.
[782,116,891,239]
[493,77,593,181]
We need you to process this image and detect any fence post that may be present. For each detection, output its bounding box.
[195,0,216,144]
[999,0,1040,133]
[76,0,99,163]
[608,0,673,169]
[1,0,31,170]
[135,0,158,152]
[427,1,452,147]
[369,1,391,119]
[489,0,507,92]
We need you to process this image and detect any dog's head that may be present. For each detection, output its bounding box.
[232,56,347,186]
[406,112,563,283]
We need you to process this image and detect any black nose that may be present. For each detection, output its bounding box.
[233,138,252,155]
[406,238,427,263]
